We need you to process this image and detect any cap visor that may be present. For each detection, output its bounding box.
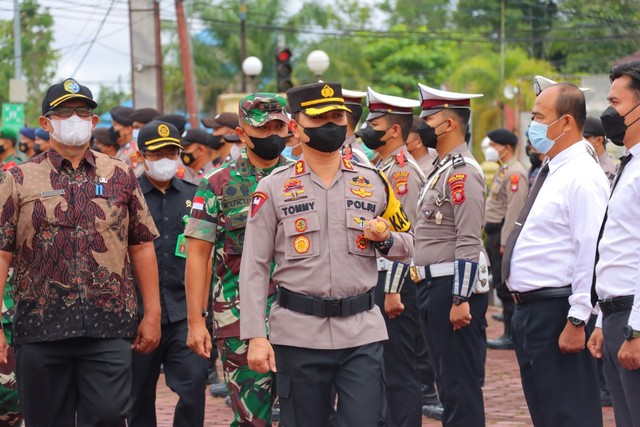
[304,104,352,117]
[366,111,388,121]
[145,141,184,151]
[50,94,98,110]
[419,108,441,118]
[252,112,291,127]
[201,118,220,129]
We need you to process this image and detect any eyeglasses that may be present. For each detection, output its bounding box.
[143,150,180,161]
[46,107,94,118]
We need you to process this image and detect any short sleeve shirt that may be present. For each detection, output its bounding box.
[0,149,158,345]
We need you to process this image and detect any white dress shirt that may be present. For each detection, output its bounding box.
[596,143,640,329]
[507,140,609,321]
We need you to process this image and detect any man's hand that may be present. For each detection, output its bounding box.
[132,314,161,354]
[499,245,505,256]
[450,302,472,331]
[248,337,276,374]
[364,217,391,242]
[0,330,8,364]
[558,321,586,354]
[587,327,604,359]
[618,339,640,370]
[187,319,212,359]
[385,293,404,319]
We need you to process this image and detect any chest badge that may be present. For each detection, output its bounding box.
[294,218,308,233]
[293,235,310,254]
[351,187,373,198]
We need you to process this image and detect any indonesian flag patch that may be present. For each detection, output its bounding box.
[192,196,205,211]
[250,192,269,217]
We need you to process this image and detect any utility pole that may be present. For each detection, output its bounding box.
[13,0,22,80]
[129,0,163,111]
[240,0,247,92]
[499,0,505,127]
[175,0,199,128]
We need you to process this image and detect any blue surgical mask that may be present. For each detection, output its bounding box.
[282,143,301,160]
[527,117,565,154]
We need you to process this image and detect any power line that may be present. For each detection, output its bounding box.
[71,0,118,76]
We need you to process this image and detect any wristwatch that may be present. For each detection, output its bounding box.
[623,325,640,341]
[452,295,468,306]
[567,316,586,327]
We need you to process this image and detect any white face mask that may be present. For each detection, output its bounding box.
[230,144,242,160]
[483,146,501,163]
[49,116,93,147]
[132,128,140,143]
[146,158,178,182]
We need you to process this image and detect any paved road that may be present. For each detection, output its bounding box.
[155,306,616,426]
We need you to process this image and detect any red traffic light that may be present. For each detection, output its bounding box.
[277,48,292,63]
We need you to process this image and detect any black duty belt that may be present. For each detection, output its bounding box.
[511,285,572,305]
[599,295,634,315]
[277,287,375,318]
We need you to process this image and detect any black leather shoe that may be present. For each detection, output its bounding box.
[491,312,504,322]
[206,369,221,385]
[487,334,514,350]
[225,396,232,407]
[210,382,230,397]
[422,403,444,420]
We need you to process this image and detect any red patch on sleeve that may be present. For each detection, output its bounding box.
[510,174,520,192]
[250,192,268,217]
[448,174,467,205]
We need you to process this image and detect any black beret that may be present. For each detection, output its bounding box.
[583,116,605,137]
[110,106,134,126]
[42,78,97,115]
[487,128,517,146]
[131,108,161,125]
[156,114,187,135]
[91,127,118,147]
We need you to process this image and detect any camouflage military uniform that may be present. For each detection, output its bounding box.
[0,158,21,426]
[185,94,290,427]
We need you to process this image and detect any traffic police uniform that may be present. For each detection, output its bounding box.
[365,87,425,427]
[239,82,415,427]
[412,83,489,427]
[483,129,528,349]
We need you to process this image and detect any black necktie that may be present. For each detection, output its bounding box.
[501,162,550,282]
[590,153,633,306]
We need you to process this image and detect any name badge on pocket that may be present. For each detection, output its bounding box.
[175,234,188,259]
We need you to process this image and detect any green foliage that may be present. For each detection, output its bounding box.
[0,0,58,125]
[94,84,130,117]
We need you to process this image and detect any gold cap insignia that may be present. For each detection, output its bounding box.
[321,85,334,98]
[63,79,81,94]
[158,124,170,137]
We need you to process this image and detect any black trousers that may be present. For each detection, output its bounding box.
[511,297,602,427]
[602,309,640,427]
[417,275,487,427]
[129,319,208,427]
[16,337,131,427]
[374,272,421,427]
[274,342,385,427]
[485,227,514,335]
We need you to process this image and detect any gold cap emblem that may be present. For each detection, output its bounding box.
[158,124,170,137]
[321,84,334,98]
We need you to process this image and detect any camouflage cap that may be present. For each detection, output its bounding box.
[239,93,289,127]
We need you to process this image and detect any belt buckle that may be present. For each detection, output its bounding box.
[323,299,342,317]
[511,292,522,304]
[409,266,419,283]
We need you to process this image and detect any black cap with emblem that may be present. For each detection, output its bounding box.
[286,82,352,116]
[137,120,183,152]
[41,78,98,115]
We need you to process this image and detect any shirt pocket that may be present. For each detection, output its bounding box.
[224,211,248,255]
[345,208,376,257]
[282,212,321,260]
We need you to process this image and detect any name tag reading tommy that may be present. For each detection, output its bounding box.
[40,189,65,198]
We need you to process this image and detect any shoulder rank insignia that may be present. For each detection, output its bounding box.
[295,160,306,175]
[395,150,406,167]
[342,157,354,170]
[452,154,466,168]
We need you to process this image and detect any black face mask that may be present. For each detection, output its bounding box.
[0,144,5,155]
[417,121,442,149]
[34,143,43,155]
[18,141,29,153]
[528,151,542,169]
[360,126,390,150]
[181,150,197,166]
[108,126,120,143]
[301,122,347,153]
[600,102,640,147]
[248,134,286,160]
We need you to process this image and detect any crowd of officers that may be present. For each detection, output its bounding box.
[0,60,639,427]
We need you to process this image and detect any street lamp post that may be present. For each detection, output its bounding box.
[306,50,330,80]
[242,56,263,94]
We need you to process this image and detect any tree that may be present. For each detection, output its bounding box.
[0,0,58,125]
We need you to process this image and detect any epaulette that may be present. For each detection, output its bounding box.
[395,150,406,167]
[452,154,466,168]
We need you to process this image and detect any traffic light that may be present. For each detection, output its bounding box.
[276,47,293,92]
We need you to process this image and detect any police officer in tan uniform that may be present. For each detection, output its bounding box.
[482,128,528,350]
[110,106,144,177]
[360,86,425,426]
[239,82,414,427]
[412,83,489,427]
